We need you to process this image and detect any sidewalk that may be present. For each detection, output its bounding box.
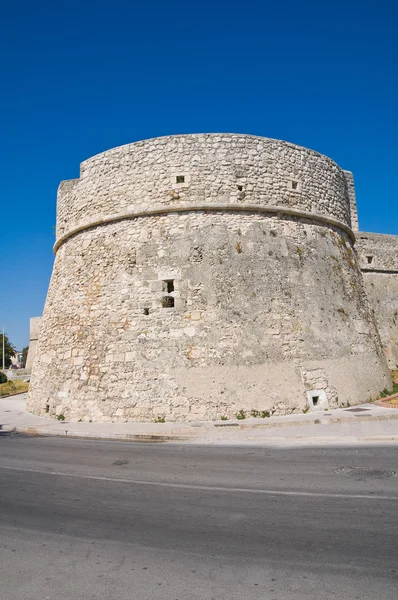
[1,393,398,447]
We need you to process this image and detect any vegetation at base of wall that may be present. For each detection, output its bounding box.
[0,371,8,384]
[154,415,166,423]
[0,379,29,396]
[302,404,310,413]
[234,409,272,420]
[379,383,398,398]
[250,409,271,418]
[57,413,65,421]
[220,415,229,420]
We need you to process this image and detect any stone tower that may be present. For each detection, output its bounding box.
[26,134,391,421]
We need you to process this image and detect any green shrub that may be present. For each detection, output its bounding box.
[236,409,246,420]
[154,416,165,423]
[380,383,398,398]
[0,372,8,384]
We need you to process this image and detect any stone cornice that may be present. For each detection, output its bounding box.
[53,203,355,253]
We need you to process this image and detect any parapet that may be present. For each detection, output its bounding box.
[356,232,398,272]
[55,134,353,248]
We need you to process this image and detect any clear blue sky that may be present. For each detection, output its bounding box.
[1,0,397,350]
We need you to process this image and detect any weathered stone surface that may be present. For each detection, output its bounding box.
[25,317,42,371]
[356,232,398,368]
[26,134,393,422]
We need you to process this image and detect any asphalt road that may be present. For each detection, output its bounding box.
[0,435,397,600]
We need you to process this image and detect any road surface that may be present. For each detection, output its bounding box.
[0,435,397,599]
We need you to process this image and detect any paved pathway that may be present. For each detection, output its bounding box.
[1,393,398,446]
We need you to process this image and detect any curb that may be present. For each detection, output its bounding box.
[0,391,29,399]
[4,426,398,447]
[9,426,197,443]
[213,413,398,429]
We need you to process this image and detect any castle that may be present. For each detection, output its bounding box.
[26,134,398,422]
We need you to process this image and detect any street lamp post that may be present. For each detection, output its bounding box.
[2,326,5,371]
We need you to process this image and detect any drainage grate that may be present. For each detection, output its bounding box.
[334,467,396,480]
[345,408,370,412]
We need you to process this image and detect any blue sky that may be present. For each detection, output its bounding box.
[1,0,397,350]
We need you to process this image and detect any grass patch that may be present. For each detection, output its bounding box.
[0,379,29,397]
[235,409,246,420]
[154,416,166,423]
[250,409,271,418]
[379,383,398,398]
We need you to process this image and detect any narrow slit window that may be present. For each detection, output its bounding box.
[312,396,319,406]
[291,181,298,190]
[143,307,150,315]
[176,175,185,184]
[237,185,243,191]
[367,256,374,264]
[165,280,174,293]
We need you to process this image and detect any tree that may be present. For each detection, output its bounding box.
[0,332,16,369]
[22,345,29,367]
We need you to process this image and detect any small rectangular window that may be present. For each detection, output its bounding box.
[165,280,174,293]
[288,179,301,192]
[162,296,175,308]
[367,256,374,264]
[176,175,185,184]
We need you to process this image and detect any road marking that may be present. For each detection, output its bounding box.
[0,463,396,500]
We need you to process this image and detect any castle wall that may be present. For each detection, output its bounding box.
[356,232,398,368]
[27,134,391,422]
[25,316,42,371]
[55,134,354,241]
[343,170,359,231]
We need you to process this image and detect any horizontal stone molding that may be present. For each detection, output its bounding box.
[54,203,355,253]
[361,267,398,274]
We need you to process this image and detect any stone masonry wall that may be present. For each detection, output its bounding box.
[356,232,398,368]
[55,134,354,241]
[343,170,359,231]
[28,218,389,421]
[27,134,391,422]
[25,316,42,371]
